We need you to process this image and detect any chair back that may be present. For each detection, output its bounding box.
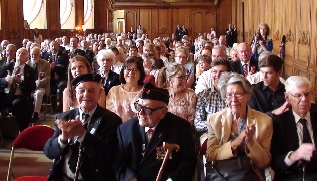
[12,125,54,151]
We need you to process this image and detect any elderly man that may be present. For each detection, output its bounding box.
[27,47,50,122]
[95,49,120,96]
[195,45,228,94]
[44,74,122,181]
[114,82,196,181]
[65,37,85,59]
[5,48,36,132]
[271,76,317,180]
[231,42,258,77]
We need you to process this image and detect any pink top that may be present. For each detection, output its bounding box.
[168,88,197,125]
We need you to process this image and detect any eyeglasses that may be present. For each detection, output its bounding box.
[226,93,245,99]
[288,92,311,99]
[124,68,139,73]
[176,56,187,59]
[134,102,164,115]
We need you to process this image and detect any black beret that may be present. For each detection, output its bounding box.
[71,74,102,87]
[140,82,169,104]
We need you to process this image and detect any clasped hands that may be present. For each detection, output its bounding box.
[231,123,256,152]
[56,115,86,142]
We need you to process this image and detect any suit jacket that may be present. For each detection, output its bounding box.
[27,59,51,95]
[230,58,259,76]
[64,48,86,59]
[206,106,273,181]
[45,51,68,81]
[44,106,122,181]
[271,105,317,180]
[114,112,196,181]
[84,48,95,64]
[0,60,15,93]
[13,64,37,98]
[102,70,120,96]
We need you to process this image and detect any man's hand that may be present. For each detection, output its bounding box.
[56,115,86,141]
[231,131,246,152]
[272,102,290,116]
[35,79,40,87]
[289,143,316,162]
[50,62,56,69]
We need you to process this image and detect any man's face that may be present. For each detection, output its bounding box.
[76,82,102,112]
[238,43,251,63]
[97,57,113,73]
[285,84,311,118]
[1,41,9,51]
[6,46,16,60]
[211,65,228,85]
[30,48,41,62]
[135,99,167,127]
[260,67,281,87]
[70,38,79,49]
[129,47,138,56]
[211,49,226,61]
[50,42,59,53]
[16,48,28,65]
[80,40,87,49]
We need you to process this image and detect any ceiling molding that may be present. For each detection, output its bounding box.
[108,0,219,9]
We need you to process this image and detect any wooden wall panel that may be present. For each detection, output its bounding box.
[191,10,203,36]
[232,0,317,96]
[157,9,172,38]
[125,10,137,32]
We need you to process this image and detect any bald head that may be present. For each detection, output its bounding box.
[237,42,251,63]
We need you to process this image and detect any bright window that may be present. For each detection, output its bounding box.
[60,0,75,29]
[23,0,47,29]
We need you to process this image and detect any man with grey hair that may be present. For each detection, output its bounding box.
[271,76,317,180]
[195,45,228,94]
[96,49,120,95]
[27,47,50,122]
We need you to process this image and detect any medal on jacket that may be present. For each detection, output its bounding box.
[156,146,172,160]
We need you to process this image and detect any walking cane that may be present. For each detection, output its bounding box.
[74,143,84,181]
[156,142,180,181]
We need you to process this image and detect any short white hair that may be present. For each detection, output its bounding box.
[96,49,115,61]
[285,76,311,92]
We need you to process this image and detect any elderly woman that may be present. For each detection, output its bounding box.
[174,46,195,88]
[62,55,106,112]
[205,72,272,181]
[96,49,121,96]
[251,23,273,60]
[157,62,196,125]
[142,52,160,85]
[106,56,145,122]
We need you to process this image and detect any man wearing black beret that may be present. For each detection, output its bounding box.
[44,74,122,181]
[114,82,196,181]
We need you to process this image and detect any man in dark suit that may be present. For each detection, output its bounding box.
[46,40,69,111]
[64,37,85,59]
[271,76,317,180]
[44,74,122,181]
[80,39,95,64]
[225,23,234,47]
[0,44,16,110]
[4,48,36,132]
[230,42,258,77]
[95,49,120,96]
[114,82,196,181]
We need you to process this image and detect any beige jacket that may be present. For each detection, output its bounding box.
[206,106,273,180]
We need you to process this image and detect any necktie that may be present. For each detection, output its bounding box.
[8,66,21,100]
[33,63,38,80]
[82,113,90,130]
[52,54,56,63]
[243,64,248,76]
[68,113,90,173]
[299,118,312,144]
[147,128,154,142]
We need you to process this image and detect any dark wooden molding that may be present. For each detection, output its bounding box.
[109,0,219,9]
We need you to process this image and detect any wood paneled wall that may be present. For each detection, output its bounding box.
[232,0,317,95]
[112,0,233,41]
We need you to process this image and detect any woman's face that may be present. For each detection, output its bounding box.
[71,61,88,78]
[225,84,250,116]
[124,63,141,84]
[175,51,187,65]
[142,56,152,68]
[260,26,267,36]
[169,70,187,93]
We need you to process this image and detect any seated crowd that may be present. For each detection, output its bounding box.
[0,22,316,181]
